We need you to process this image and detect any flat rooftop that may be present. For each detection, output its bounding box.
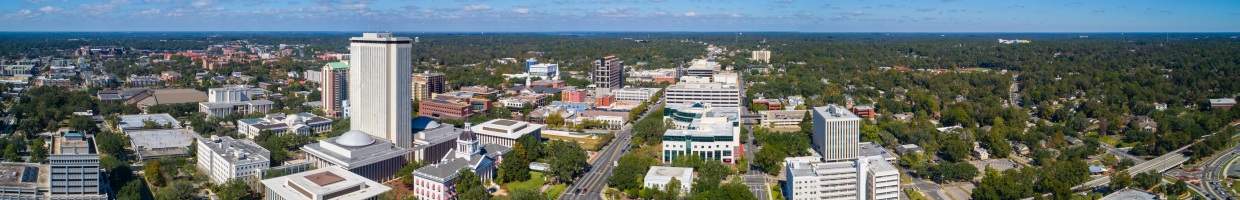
[813,105,859,120]
[261,166,391,200]
[0,162,41,188]
[118,113,183,130]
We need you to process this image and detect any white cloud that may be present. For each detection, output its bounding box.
[191,0,213,8]
[79,0,129,15]
[463,4,491,12]
[10,9,34,18]
[139,8,161,15]
[38,6,60,13]
[683,11,697,17]
[598,7,638,17]
[513,7,530,14]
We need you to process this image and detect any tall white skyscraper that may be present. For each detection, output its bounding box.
[349,33,413,148]
[812,105,861,161]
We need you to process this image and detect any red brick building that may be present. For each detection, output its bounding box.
[562,89,588,103]
[419,96,473,120]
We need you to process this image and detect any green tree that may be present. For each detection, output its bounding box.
[117,180,149,200]
[1133,172,1160,190]
[929,162,978,182]
[455,170,490,200]
[510,188,547,200]
[1109,171,1132,190]
[144,160,165,187]
[971,168,1034,200]
[546,112,565,128]
[396,160,426,185]
[156,181,195,200]
[215,179,257,200]
[547,141,587,183]
[498,153,530,183]
[28,137,47,162]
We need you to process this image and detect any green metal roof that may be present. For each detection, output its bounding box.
[326,62,349,70]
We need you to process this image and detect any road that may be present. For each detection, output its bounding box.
[1200,144,1240,199]
[1102,143,1147,163]
[1074,123,1238,191]
[1073,144,1191,190]
[742,121,770,200]
[558,100,662,200]
[734,59,772,200]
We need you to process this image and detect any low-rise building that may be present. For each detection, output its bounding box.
[261,166,392,200]
[126,129,196,160]
[613,87,662,101]
[236,112,333,138]
[301,130,411,182]
[411,118,465,164]
[561,88,589,103]
[126,74,162,87]
[196,135,271,184]
[200,86,274,118]
[419,96,474,120]
[578,110,629,130]
[849,105,876,119]
[412,127,508,200]
[0,162,42,200]
[759,110,807,129]
[116,113,182,131]
[471,119,544,147]
[131,88,207,110]
[498,93,551,109]
[96,88,149,102]
[629,68,679,84]
[1211,98,1236,110]
[661,117,740,164]
[433,91,493,113]
[643,166,693,193]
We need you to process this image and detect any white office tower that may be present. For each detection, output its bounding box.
[349,33,413,148]
[664,76,741,108]
[783,156,899,200]
[812,105,861,161]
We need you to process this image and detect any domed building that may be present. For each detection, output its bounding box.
[410,117,462,163]
[412,123,510,200]
[301,129,412,182]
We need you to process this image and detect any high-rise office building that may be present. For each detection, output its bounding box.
[783,156,899,200]
[322,62,349,117]
[592,55,624,89]
[812,105,862,161]
[784,104,899,200]
[664,78,741,108]
[49,131,107,200]
[349,33,413,148]
[752,50,771,63]
[412,71,446,101]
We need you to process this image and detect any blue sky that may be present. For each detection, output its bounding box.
[3,0,1239,32]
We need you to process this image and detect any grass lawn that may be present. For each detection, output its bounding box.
[546,184,567,199]
[1098,134,1120,146]
[503,172,547,193]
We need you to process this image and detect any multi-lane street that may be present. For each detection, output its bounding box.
[1201,145,1240,199]
[558,100,662,200]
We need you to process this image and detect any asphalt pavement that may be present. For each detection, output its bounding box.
[558,101,661,200]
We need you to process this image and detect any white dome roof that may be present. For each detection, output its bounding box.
[335,130,375,147]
